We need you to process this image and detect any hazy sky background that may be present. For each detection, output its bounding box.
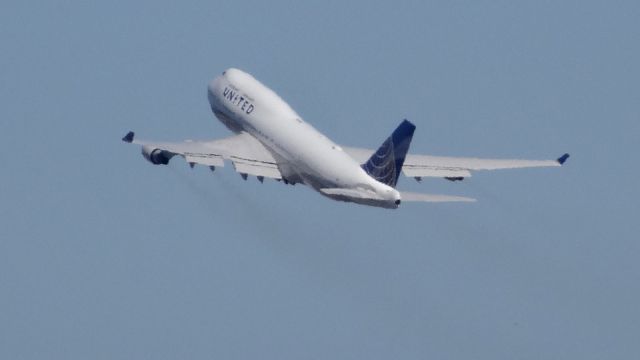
[1,1,639,359]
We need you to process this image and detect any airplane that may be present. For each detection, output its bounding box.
[122,68,569,209]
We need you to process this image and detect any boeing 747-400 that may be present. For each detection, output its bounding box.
[123,68,569,209]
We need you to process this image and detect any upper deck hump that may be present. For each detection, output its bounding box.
[222,68,299,118]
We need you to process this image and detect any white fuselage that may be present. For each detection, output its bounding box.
[207,68,401,208]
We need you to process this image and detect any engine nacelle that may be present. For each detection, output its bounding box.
[141,145,173,165]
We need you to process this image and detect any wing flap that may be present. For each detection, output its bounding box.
[232,158,282,179]
[402,166,472,178]
[183,153,224,167]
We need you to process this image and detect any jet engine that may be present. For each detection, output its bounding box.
[141,145,173,165]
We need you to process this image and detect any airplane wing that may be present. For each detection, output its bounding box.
[122,131,282,180]
[343,146,569,181]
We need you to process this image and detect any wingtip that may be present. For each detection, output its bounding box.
[122,131,134,143]
[557,153,570,165]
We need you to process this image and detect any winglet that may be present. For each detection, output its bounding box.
[122,131,135,143]
[557,153,570,165]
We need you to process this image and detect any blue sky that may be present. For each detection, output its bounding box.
[1,1,639,359]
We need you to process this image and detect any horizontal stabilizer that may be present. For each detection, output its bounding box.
[401,191,476,203]
[320,188,383,200]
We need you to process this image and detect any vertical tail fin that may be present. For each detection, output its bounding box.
[361,119,416,188]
